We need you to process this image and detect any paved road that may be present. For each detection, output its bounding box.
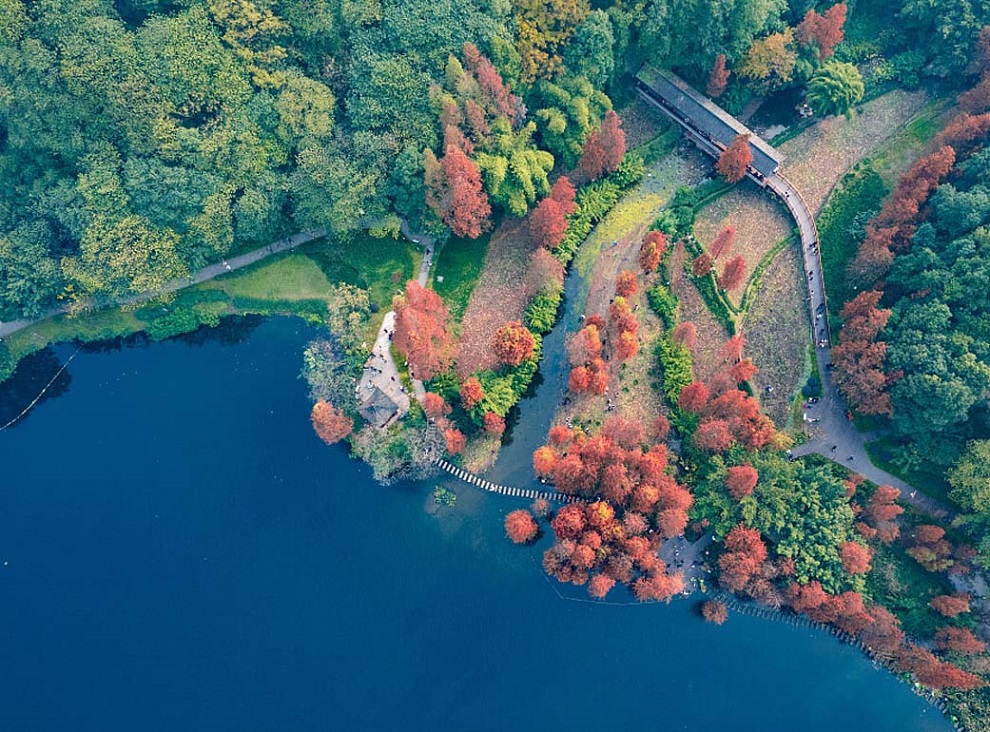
[0,229,327,339]
[357,222,435,407]
[767,174,955,519]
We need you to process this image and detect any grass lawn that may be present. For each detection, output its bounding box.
[816,162,888,326]
[865,437,956,506]
[299,231,422,312]
[433,233,491,320]
[199,254,333,302]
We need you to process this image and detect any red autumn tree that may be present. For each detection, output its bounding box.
[615,331,638,361]
[462,42,523,123]
[528,196,569,248]
[726,464,759,499]
[533,446,557,476]
[505,509,539,544]
[692,252,714,276]
[719,256,746,291]
[569,324,603,365]
[729,358,758,383]
[796,3,847,59]
[671,321,697,350]
[653,414,671,441]
[858,604,906,657]
[615,271,638,298]
[639,230,668,272]
[460,377,485,409]
[484,411,506,435]
[897,644,985,690]
[931,593,971,618]
[550,175,578,214]
[720,334,746,364]
[860,484,903,543]
[569,365,592,392]
[421,392,451,420]
[716,134,753,183]
[493,321,536,366]
[936,627,986,654]
[936,113,990,156]
[310,401,353,445]
[833,290,894,415]
[393,280,455,380]
[702,599,729,624]
[719,524,768,592]
[588,573,616,599]
[709,226,736,260]
[599,110,627,174]
[579,110,626,179]
[695,419,733,452]
[907,524,954,572]
[707,54,731,98]
[444,427,466,455]
[424,143,492,238]
[840,541,873,574]
[678,381,710,413]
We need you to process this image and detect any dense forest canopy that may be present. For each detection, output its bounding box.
[1,0,988,322]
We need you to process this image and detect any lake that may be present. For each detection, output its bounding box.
[0,317,951,731]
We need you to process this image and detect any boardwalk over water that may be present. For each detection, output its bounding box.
[434,459,579,504]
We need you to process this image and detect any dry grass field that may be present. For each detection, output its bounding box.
[668,241,730,382]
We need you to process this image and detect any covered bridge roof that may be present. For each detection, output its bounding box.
[636,65,781,178]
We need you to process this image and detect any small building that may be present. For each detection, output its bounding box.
[636,65,782,183]
[357,382,408,429]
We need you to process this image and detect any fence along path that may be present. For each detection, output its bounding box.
[433,459,579,504]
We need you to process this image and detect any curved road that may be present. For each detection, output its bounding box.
[766,174,953,519]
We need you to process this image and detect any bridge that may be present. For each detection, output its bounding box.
[434,459,579,504]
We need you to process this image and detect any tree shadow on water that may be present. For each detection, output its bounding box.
[0,348,72,428]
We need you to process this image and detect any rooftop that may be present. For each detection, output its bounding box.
[636,65,781,178]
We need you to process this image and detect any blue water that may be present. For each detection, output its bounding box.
[0,318,951,732]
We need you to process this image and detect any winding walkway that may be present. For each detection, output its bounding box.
[0,229,327,340]
[434,459,577,504]
[636,77,952,518]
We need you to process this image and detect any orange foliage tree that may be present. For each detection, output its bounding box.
[907,524,954,572]
[492,321,536,366]
[719,256,746,291]
[692,252,714,276]
[424,143,492,238]
[535,424,692,598]
[709,226,736,260]
[580,110,626,180]
[310,401,353,445]
[718,524,768,592]
[615,271,638,298]
[483,411,506,435]
[716,134,752,183]
[393,281,455,380]
[460,377,485,409]
[796,3,847,59]
[936,627,986,654]
[839,541,872,574]
[726,464,759,499]
[833,290,894,415]
[444,427,466,455]
[422,392,451,420]
[707,54,730,98]
[702,599,729,624]
[639,230,668,272]
[505,509,539,544]
[930,593,971,618]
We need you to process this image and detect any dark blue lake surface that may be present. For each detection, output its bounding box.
[0,318,951,731]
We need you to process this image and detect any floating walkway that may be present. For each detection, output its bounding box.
[433,459,579,504]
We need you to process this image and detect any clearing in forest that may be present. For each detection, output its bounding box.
[742,245,810,427]
[455,218,541,377]
[693,183,792,306]
[667,242,729,382]
[778,89,929,213]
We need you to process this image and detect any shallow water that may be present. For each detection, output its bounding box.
[0,318,950,731]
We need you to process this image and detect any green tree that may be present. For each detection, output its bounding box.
[563,10,616,87]
[62,214,189,299]
[806,60,864,119]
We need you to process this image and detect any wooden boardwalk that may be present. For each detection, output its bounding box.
[433,459,579,504]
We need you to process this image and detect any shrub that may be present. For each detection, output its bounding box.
[655,336,695,404]
[646,284,680,329]
[525,285,564,334]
